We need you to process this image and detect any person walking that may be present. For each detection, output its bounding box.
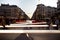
[1,16,8,29]
[55,17,59,30]
[1,16,6,29]
[47,18,53,30]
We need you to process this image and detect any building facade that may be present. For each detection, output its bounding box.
[32,4,57,20]
[18,8,29,20]
[0,4,29,24]
[57,0,60,19]
[0,4,29,20]
[0,4,19,19]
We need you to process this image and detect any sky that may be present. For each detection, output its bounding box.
[0,0,58,18]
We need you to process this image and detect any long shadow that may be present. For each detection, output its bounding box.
[15,33,33,40]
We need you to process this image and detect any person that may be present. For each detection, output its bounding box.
[47,18,53,30]
[5,18,10,25]
[1,16,8,29]
[1,16,6,29]
[15,33,33,40]
[55,18,59,30]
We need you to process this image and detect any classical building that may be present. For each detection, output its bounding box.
[0,4,29,20]
[0,4,29,24]
[57,0,60,19]
[0,4,19,19]
[18,8,29,20]
[31,4,57,20]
